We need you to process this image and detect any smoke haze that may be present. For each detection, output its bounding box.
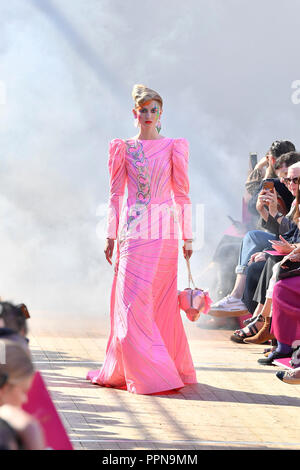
[0,0,299,317]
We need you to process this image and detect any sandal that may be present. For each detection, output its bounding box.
[243,316,255,326]
[244,317,275,344]
[230,314,264,343]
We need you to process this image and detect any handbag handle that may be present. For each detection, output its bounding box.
[185,256,196,289]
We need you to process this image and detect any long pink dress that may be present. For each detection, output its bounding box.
[87,137,197,394]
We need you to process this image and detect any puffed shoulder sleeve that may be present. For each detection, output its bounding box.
[106,139,127,239]
[171,138,193,240]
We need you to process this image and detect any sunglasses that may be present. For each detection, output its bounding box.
[284,177,300,184]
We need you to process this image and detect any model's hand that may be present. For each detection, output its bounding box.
[183,240,193,260]
[104,238,114,265]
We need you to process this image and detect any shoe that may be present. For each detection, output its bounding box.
[258,351,291,366]
[209,295,248,318]
[243,317,275,344]
[263,346,276,357]
[276,370,300,384]
[230,314,264,343]
[243,317,255,326]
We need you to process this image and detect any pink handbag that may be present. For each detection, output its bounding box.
[178,257,212,322]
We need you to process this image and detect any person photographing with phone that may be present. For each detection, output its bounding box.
[257,162,300,234]
[246,143,297,227]
[209,162,300,318]
[246,140,296,196]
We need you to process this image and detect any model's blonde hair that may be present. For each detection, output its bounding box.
[0,339,34,386]
[132,84,163,109]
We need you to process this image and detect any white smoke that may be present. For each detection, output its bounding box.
[0,0,299,317]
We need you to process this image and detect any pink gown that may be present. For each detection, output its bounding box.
[87,137,197,394]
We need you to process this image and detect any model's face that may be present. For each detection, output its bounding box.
[0,375,33,407]
[133,100,161,131]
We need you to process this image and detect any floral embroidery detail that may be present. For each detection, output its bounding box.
[119,141,151,241]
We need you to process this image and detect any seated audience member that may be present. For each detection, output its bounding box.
[209,161,300,317]
[255,247,300,365]
[204,150,299,316]
[0,417,22,450]
[245,140,296,197]
[234,191,300,345]
[247,150,299,223]
[235,165,300,340]
[0,339,45,450]
[236,242,300,344]
[0,302,30,347]
[274,151,300,180]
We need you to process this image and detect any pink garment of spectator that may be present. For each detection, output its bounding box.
[271,276,300,346]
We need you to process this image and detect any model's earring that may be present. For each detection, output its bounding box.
[156,109,162,133]
[133,113,139,128]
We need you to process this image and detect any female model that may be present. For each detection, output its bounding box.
[87,84,197,394]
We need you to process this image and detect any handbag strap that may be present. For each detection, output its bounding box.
[185,256,196,289]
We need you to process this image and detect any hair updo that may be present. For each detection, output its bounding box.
[132,84,163,109]
[269,140,295,159]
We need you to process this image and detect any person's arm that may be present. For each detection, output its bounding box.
[256,188,295,235]
[105,139,127,264]
[245,156,268,195]
[171,139,193,259]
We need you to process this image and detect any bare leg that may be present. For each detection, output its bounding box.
[244,299,274,344]
[259,298,272,318]
[251,303,264,318]
[230,273,246,299]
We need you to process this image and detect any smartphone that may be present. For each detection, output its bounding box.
[249,153,257,170]
[262,180,274,192]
